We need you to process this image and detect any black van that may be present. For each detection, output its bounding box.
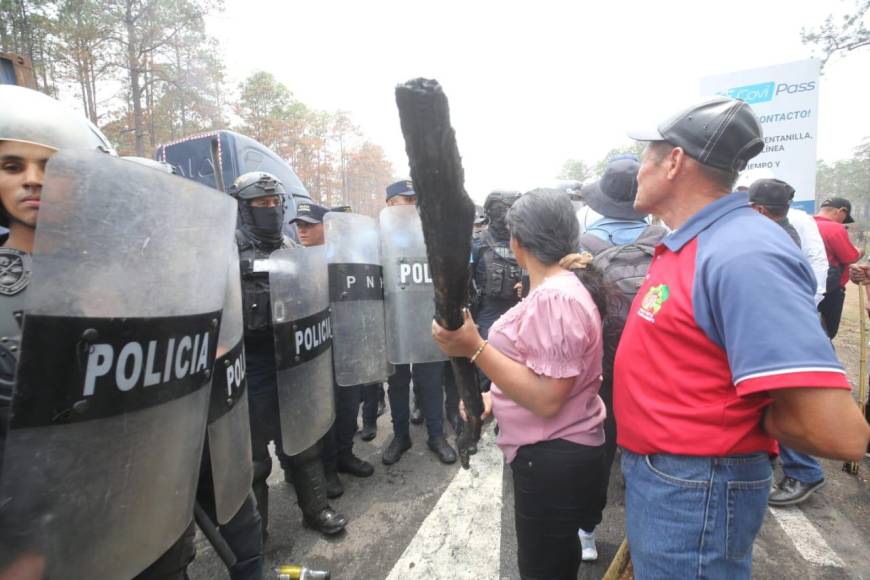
[155,130,312,228]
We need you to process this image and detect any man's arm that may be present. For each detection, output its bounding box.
[763,387,870,460]
[830,226,861,266]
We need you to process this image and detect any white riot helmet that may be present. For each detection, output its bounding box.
[0,85,115,154]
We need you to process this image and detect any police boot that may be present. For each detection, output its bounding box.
[337,453,374,477]
[294,457,347,535]
[382,433,412,465]
[427,435,457,465]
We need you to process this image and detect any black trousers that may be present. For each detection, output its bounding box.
[511,439,606,580]
[197,440,264,580]
[322,382,364,468]
[819,287,846,339]
[387,362,444,439]
[598,378,617,511]
[361,383,383,427]
[246,346,326,530]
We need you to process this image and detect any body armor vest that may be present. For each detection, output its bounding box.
[476,232,522,301]
[236,231,283,335]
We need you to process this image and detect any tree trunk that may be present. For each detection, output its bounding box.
[125,0,145,156]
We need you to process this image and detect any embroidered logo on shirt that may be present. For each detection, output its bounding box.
[638,284,670,323]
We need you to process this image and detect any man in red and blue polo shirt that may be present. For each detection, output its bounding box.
[615,97,870,579]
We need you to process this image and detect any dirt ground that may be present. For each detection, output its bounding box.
[826,281,870,550]
[832,283,865,387]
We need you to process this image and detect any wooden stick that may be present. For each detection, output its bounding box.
[603,538,633,580]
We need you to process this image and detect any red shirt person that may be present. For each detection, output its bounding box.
[614,96,869,579]
[814,197,861,338]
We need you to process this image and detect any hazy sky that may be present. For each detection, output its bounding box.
[208,0,869,203]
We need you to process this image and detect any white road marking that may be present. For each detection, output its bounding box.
[386,428,504,580]
[769,506,844,567]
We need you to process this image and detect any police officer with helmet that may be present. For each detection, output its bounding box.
[231,172,347,538]
[469,190,523,389]
[0,86,114,579]
[0,86,243,580]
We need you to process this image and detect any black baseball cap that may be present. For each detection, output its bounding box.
[292,201,328,224]
[820,197,855,224]
[629,96,764,172]
[748,178,795,208]
[584,157,647,220]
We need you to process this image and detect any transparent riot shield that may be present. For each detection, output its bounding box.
[270,246,336,456]
[207,245,253,524]
[0,150,237,580]
[379,205,446,364]
[324,213,390,386]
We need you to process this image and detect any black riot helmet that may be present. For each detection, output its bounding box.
[483,190,520,241]
[229,171,286,247]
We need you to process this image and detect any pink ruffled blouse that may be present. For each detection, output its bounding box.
[488,270,606,463]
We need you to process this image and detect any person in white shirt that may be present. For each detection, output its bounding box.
[788,207,829,306]
[736,169,827,306]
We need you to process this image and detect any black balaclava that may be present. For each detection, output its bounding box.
[486,201,511,242]
[239,200,284,248]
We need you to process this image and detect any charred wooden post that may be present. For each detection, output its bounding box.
[395,78,484,469]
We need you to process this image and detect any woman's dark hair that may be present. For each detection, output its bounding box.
[508,188,627,396]
[507,188,611,320]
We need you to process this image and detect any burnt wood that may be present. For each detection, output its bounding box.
[395,78,484,468]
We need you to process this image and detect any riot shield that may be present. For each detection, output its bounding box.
[324,213,390,386]
[207,245,253,524]
[0,150,237,580]
[379,205,447,364]
[270,246,336,455]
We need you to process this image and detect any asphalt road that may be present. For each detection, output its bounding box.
[189,402,870,580]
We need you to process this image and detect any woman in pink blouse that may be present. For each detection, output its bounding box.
[433,189,610,580]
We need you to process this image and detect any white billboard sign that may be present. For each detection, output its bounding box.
[701,59,820,212]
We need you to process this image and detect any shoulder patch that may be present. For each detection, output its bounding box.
[0,248,31,296]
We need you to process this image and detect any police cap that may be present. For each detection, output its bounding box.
[386,179,415,201]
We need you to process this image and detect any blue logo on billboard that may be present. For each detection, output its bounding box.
[718,80,817,104]
[723,81,775,104]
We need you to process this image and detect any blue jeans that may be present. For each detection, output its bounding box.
[621,449,772,579]
[779,445,825,483]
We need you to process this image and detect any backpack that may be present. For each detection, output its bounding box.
[580,225,668,307]
[579,224,668,398]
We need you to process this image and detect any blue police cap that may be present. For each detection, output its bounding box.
[385,179,415,201]
[292,201,329,224]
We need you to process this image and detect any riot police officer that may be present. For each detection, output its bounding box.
[231,173,347,538]
[122,157,264,580]
[460,190,524,395]
[292,201,375,500]
[0,86,248,580]
[0,86,112,579]
[381,180,457,466]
